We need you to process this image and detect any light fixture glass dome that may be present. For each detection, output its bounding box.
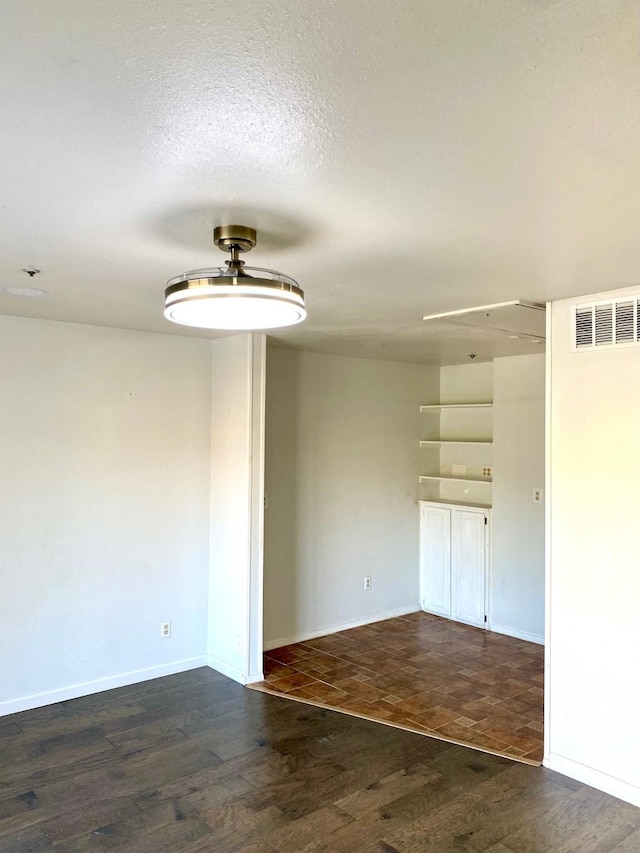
[164,224,306,331]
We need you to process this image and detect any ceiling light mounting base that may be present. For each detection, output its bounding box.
[213,224,256,254]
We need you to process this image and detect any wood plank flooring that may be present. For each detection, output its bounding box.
[0,667,637,851]
[253,613,544,763]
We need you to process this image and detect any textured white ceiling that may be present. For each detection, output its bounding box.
[1,1,639,363]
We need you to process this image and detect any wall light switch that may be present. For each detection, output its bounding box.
[533,488,544,504]
[452,463,466,476]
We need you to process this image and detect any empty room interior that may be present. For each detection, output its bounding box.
[259,330,546,763]
[2,1,640,851]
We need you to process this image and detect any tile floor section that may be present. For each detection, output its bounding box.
[252,612,544,764]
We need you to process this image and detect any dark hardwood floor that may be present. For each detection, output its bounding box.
[0,667,637,852]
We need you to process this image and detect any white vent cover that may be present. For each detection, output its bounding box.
[573,297,640,351]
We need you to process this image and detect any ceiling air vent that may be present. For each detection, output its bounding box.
[573,298,640,351]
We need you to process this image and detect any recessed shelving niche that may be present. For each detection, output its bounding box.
[419,400,493,505]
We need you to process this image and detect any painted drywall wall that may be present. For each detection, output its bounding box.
[0,315,212,715]
[491,353,545,643]
[264,347,438,647]
[546,286,640,807]
[208,334,265,683]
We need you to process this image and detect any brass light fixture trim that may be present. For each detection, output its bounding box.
[213,224,257,253]
[164,224,306,330]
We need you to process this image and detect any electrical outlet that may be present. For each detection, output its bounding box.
[160,621,171,639]
[482,466,492,478]
[363,576,372,591]
[234,637,243,652]
[452,463,466,476]
[533,488,544,504]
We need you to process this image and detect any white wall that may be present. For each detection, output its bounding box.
[208,334,265,683]
[546,286,640,807]
[491,353,545,643]
[0,316,212,715]
[264,348,438,647]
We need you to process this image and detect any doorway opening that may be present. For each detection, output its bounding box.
[252,346,545,764]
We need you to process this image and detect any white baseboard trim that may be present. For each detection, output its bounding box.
[0,656,208,718]
[545,753,640,808]
[489,623,544,645]
[206,655,264,685]
[263,604,421,652]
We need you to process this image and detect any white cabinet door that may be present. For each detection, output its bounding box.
[451,508,486,628]
[419,504,451,617]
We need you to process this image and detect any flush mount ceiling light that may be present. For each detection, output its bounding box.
[4,268,48,297]
[5,286,48,297]
[164,224,306,330]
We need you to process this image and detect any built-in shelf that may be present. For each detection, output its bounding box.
[419,474,493,485]
[419,498,492,509]
[418,400,494,501]
[419,439,493,446]
[419,402,493,411]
